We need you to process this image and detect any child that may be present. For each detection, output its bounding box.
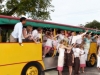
[43,32,53,58]
[79,45,86,73]
[57,40,72,75]
[97,46,100,70]
[73,44,81,75]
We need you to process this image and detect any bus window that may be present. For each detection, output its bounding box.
[0,25,14,42]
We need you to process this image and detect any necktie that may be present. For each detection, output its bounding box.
[70,36,73,45]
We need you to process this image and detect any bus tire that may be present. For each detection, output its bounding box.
[86,53,97,67]
[21,62,45,75]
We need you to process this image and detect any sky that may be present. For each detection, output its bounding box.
[49,0,100,26]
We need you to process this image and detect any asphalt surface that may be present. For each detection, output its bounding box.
[45,67,100,75]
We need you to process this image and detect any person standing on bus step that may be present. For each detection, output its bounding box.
[10,17,26,45]
[57,40,72,75]
[43,32,53,58]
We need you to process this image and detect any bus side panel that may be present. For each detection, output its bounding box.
[0,61,45,75]
[89,42,97,54]
[0,63,26,75]
[0,43,42,65]
[0,43,45,75]
[88,42,97,61]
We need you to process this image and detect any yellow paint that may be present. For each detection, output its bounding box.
[53,29,56,36]
[26,66,38,75]
[87,42,97,61]
[90,57,95,65]
[89,43,97,54]
[0,43,45,75]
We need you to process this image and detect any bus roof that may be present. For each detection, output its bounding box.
[0,15,99,34]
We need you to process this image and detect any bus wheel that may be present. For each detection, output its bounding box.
[21,62,45,75]
[87,54,96,67]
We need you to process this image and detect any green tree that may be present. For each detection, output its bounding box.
[79,24,84,27]
[85,20,100,29]
[0,0,54,20]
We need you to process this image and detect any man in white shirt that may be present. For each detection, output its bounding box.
[70,30,88,46]
[10,17,26,45]
[76,32,83,44]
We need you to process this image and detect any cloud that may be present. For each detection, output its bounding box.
[49,0,100,26]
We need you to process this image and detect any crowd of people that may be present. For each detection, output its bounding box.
[53,30,100,75]
[9,17,100,75]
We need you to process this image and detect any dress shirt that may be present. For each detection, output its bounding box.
[97,38,100,46]
[73,48,81,57]
[32,29,39,39]
[11,22,23,43]
[76,35,82,44]
[58,34,64,43]
[71,32,87,44]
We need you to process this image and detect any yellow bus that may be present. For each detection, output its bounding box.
[0,15,99,75]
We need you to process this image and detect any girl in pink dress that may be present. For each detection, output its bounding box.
[43,32,53,57]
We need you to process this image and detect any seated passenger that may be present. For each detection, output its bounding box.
[43,31,49,47]
[57,30,65,43]
[31,28,42,42]
[22,26,33,42]
[43,32,53,58]
[54,30,65,43]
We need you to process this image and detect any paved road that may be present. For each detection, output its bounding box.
[45,67,100,75]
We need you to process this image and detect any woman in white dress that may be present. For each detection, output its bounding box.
[97,46,100,70]
[57,40,72,75]
[84,34,92,61]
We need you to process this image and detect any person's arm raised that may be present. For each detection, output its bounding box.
[80,30,88,36]
[53,34,59,38]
